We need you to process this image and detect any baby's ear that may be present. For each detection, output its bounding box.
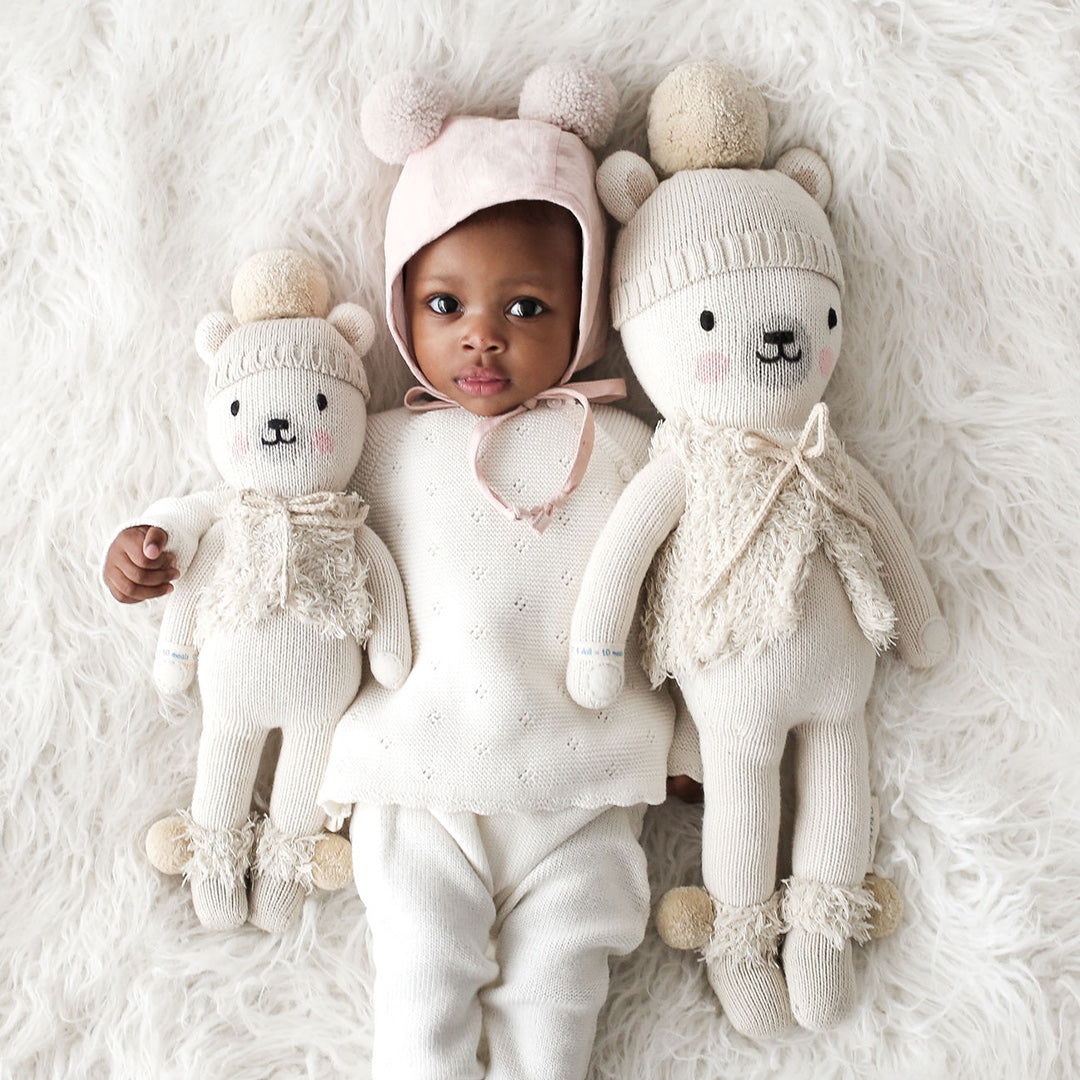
[361,72,451,165]
[328,303,376,358]
[195,312,238,364]
[775,147,832,208]
[596,150,659,224]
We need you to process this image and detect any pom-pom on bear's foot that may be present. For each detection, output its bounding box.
[781,877,877,1030]
[655,885,715,950]
[311,832,353,891]
[864,873,903,939]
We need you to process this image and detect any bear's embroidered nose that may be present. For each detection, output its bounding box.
[261,417,297,446]
[757,329,802,364]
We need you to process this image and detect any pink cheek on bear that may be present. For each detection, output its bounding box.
[694,352,730,383]
[312,430,334,456]
[231,435,250,462]
[819,348,836,378]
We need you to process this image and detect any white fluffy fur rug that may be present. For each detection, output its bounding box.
[3,1,1078,1077]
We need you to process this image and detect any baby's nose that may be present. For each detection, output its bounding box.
[461,314,506,352]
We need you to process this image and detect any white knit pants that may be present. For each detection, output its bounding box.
[351,802,650,1080]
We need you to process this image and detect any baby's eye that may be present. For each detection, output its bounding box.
[508,298,546,318]
[230,399,240,416]
[316,393,328,411]
[827,308,838,330]
[426,294,461,315]
[699,310,715,331]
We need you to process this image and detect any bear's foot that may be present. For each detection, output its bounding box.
[781,877,876,1030]
[151,810,256,930]
[248,817,352,932]
[191,876,249,930]
[703,891,794,1038]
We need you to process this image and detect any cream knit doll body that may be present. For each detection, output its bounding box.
[129,70,676,1080]
[141,251,411,933]
[567,64,948,1037]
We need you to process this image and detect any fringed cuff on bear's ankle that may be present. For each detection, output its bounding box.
[177,809,255,888]
[702,891,785,969]
[782,877,878,950]
[253,817,320,893]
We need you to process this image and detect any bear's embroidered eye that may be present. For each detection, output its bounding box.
[316,393,328,411]
[700,310,715,332]
[230,400,240,416]
[827,308,837,330]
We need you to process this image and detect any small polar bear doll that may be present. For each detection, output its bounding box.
[567,64,948,1036]
[144,249,411,932]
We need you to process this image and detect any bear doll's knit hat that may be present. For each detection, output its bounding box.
[195,249,375,399]
[599,62,843,330]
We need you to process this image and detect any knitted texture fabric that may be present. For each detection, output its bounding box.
[205,316,371,400]
[350,802,649,1080]
[318,404,675,816]
[196,489,373,644]
[607,168,843,329]
[641,405,896,682]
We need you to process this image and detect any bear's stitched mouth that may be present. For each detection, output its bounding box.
[261,432,297,446]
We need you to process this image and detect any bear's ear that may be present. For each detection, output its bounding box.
[774,147,832,208]
[596,150,659,224]
[518,65,618,149]
[328,303,376,357]
[195,312,238,364]
[361,72,452,165]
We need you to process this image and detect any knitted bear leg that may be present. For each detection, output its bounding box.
[248,817,321,932]
[781,877,876,1030]
[178,811,256,930]
[704,891,794,1038]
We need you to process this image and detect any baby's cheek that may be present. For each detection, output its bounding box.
[818,348,836,378]
[312,430,334,456]
[694,352,730,383]
[231,434,250,462]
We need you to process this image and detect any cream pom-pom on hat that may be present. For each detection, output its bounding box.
[597,62,843,330]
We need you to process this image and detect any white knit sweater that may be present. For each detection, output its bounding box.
[318,403,674,813]
[136,403,675,814]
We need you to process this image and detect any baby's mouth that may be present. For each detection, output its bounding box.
[454,367,511,397]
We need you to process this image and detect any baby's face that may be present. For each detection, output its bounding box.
[404,206,581,416]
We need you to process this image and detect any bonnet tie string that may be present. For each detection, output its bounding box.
[405,378,626,533]
[235,490,369,607]
[704,402,875,598]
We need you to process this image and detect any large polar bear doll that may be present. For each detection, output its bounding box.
[567,64,947,1036]
[145,250,411,933]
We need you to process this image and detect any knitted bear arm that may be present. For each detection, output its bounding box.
[356,523,412,689]
[847,456,948,667]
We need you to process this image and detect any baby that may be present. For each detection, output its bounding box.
[105,67,675,1080]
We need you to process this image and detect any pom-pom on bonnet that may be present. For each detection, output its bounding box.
[196,249,374,400]
[599,62,843,329]
[362,64,617,382]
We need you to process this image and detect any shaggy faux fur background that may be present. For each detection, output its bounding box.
[2,1,1078,1077]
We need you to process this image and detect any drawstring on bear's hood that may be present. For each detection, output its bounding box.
[361,66,625,532]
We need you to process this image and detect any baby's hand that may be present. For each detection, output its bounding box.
[104,526,179,603]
